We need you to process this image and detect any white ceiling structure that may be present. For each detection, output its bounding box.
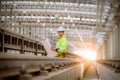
[0,0,120,50]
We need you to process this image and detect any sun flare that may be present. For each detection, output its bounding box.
[73,49,97,60]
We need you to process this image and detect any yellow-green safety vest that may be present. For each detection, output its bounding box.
[56,35,68,58]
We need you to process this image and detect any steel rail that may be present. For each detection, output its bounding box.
[0,53,80,79]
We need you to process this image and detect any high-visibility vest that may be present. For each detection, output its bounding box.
[56,35,68,58]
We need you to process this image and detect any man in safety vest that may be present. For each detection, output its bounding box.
[51,27,68,58]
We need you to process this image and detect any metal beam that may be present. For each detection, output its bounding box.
[99,0,106,28]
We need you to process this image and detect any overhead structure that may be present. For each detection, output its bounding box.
[0,0,120,50]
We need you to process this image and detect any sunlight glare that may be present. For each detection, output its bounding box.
[73,49,97,60]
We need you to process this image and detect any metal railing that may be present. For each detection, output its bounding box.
[0,27,47,56]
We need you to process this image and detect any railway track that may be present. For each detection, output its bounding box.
[0,53,81,80]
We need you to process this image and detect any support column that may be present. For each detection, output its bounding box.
[0,1,1,23]
[2,30,4,53]
[118,27,120,58]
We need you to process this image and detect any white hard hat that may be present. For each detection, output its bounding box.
[57,27,65,31]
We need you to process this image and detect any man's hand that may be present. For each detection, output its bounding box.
[51,46,56,51]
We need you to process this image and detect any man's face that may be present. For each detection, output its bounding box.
[58,31,64,37]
